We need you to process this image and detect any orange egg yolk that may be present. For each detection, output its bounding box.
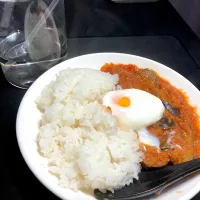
[117,97,130,107]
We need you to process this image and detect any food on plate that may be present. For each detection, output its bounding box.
[36,62,200,193]
[102,89,165,130]
[36,68,143,192]
[101,63,200,168]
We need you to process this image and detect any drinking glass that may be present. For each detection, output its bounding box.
[0,0,67,89]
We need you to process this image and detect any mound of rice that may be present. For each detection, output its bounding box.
[36,68,143,192]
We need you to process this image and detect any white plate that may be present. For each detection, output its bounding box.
[16,53,200,200]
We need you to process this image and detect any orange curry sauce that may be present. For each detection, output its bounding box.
[101,63,200,167]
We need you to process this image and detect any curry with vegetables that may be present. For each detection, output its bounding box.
[101,63,200,168]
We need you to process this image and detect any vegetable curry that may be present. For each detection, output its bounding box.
[101,63,200,168]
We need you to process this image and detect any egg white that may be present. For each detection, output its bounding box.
[138,128,160,148]
[103,89,165,131]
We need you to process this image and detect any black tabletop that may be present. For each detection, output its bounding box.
[1,0,200,199]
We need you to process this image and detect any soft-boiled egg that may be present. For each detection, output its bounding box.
[103,89,165,131]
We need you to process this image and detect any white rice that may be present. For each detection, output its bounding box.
[36,68,143,192]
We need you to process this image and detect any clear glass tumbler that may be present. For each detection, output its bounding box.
[0,0,67,89]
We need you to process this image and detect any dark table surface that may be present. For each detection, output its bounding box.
[1,0,200,199]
